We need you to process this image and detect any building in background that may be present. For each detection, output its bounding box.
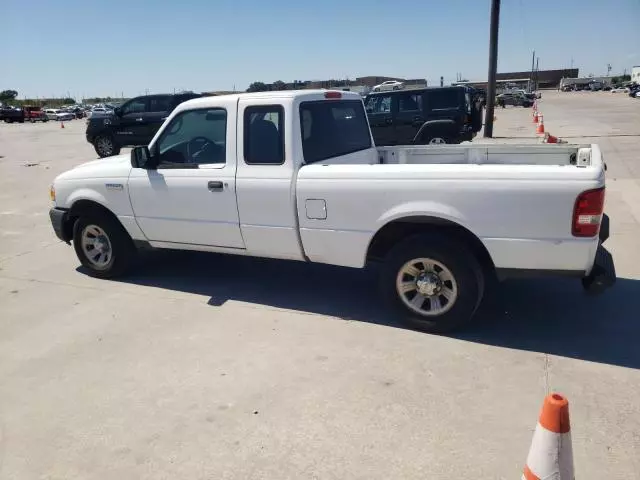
[632,66,640,83]
[455,68,579,91]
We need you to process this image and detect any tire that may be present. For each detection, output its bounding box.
[72,213,136,279]
[93,135,120,158]
[421,131,451,145]
[379,233,485,333]
[19,119,24,123]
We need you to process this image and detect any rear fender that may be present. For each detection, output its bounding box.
[414,120,458,142]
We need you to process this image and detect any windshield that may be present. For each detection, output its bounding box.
[299,99,371,164]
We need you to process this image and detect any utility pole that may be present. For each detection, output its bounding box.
[484,0,501,138]
[530,50,535,91]
[535,57,539,91]
[440,76,444,87]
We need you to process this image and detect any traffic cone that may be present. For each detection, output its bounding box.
[60,121,64,129]
[522,393,574,480]
[532,110,539,123]
[536,114,545,134]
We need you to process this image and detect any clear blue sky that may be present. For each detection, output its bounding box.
[2,0,638,99]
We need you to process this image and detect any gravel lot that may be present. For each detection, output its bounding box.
[1,91,639,479]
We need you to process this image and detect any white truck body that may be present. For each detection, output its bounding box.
[49,90,614,332]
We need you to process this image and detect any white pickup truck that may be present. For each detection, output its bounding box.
[49,90,615,332]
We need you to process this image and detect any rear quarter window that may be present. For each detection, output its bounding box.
[300,100,371,164]
[427,89,460,110]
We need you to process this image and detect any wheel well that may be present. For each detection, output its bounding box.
[64,200,126,241]
[367,217,495,273]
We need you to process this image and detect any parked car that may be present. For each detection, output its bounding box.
[0,106,25,123]
[372,80,404,92]
[23,106,49,122]
[44,109,74,121]
[365,86,482,145]
[610,87,629,93]
[48,90,615,333]
[496,92,534,108]
[86,92,202,157]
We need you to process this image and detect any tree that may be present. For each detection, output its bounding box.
[246,82,269,92]
[0,90,18,102]
[62,97,75,104]
[272,80,287,91]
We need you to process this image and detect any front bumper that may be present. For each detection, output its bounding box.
[581,214,615,295]
[49,207,71,243]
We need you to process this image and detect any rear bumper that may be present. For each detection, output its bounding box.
[49,207,71,243]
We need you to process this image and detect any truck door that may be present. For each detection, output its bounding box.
[392,92,424,144]
[365,94,396,145]
[235,99,306,261]
[115,97,149,146]
[128,101,244,248]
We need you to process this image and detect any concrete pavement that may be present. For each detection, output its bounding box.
[1,92,639,479]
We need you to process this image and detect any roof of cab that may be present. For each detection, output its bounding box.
[178,89,362,110]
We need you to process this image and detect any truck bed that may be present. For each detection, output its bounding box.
[377,144,596,167]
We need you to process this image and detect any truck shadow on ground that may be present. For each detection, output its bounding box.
[104,249,640,370]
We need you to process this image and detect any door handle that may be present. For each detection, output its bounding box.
[208,181,224,192]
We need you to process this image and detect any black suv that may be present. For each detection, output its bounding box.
[364,86,482,146]
[86,92,202,157]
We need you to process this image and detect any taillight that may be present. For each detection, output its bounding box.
[324,91,342,99]
[572,187,605,237]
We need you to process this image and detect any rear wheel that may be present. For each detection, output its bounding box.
[93,135,120,158]
[72,214,135,278]
[380,234,484,333]
[427,136,448,145]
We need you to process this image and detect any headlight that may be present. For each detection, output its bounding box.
[50,185,56,202]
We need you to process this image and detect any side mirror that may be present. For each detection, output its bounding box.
[131,146,157,169]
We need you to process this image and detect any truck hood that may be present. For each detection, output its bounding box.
[56,154,132,181]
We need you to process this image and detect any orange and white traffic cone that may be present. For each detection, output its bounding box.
[60,121,64,129]
[536,114,545,134]
[522,393,574,480]
[533,110,539,123]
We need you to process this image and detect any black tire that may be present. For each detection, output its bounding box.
[18,119,24,123]
[379,233,485,333]
[72,213,136,279]
[93,135,121,158]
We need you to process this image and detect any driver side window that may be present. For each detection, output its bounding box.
[121,99,148,116]
[156,108,227,167]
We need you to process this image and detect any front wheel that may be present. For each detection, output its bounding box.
[380,234,485,333]
[72,214,136,278]
[93,135,120,158]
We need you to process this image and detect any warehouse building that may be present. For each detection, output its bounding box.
[455,68,579,90]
